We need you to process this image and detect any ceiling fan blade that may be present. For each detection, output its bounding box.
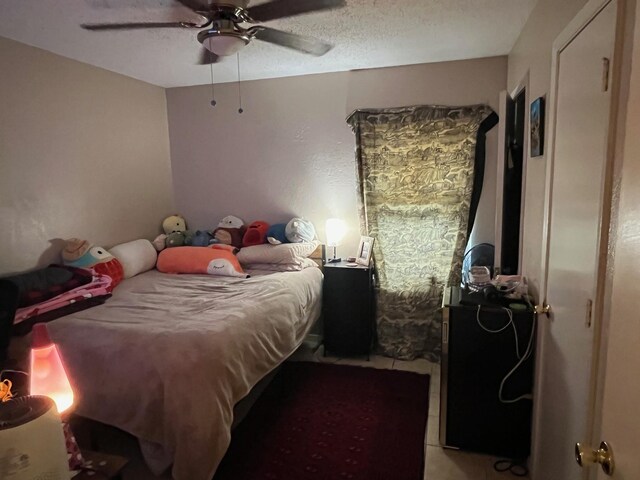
[247,0,346,23]
[198,48,220,65]
[81,21,196,30]
[249,26,333,56]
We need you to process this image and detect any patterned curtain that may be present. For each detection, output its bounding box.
[346,105,497,361]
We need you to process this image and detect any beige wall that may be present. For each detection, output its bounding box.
[508,0,590,297]
[0,37,174,275]
[166,57,507,255]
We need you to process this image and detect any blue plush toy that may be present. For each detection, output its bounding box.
[190,230,216,247]
[266,224,289,245]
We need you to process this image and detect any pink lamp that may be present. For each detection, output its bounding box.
[29,323,85,471]
[30,323,74,414]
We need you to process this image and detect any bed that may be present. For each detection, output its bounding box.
[46,265,323,480]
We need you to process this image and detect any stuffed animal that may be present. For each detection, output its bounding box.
[152,234,167,252]
[285,218,316,243]
[266,223,289,245]
[213,215,246,249]
[218,215,244,229]
[157,247,248,278]
[159,214,195,249]
[190,230,216,247]
[62,238,124,290]
[166,232,186,248]
[243,221,270,247]
[162,214,187,235]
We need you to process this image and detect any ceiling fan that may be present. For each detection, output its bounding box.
[81,0,346,64]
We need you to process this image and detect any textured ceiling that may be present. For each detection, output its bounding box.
[0,0,537,87]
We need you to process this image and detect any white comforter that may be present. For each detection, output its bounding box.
[48,267,323,480]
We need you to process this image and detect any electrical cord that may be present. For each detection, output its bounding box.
[0,369,28,402]
[499,312,535,403]
[475,305,535,403]
[0,369,28,377]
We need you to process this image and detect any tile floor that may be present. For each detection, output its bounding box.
[289,344,529,480]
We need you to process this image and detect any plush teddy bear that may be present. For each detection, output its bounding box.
[62,238,124,290]
[213,215,246,249]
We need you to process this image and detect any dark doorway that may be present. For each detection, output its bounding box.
[500,89,526,275]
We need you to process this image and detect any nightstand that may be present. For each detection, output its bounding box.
[322,261,375,357]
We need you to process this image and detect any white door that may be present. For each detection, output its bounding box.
[534,1,617,479]
[593,5,640,478]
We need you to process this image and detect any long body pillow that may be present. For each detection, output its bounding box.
[157,247,248,278]
[110,239,158,279]
[237,241,319,266]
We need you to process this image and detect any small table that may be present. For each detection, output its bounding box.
[322,261,375,357]
[74,451,128,480]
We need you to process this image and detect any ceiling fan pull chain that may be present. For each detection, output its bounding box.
[237,52,243,114]
[208,39,217,107]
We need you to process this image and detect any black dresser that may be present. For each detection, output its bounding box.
[322,262,375,357]
[440,287,536,458]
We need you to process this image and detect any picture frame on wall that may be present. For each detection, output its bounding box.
[356,236,375,266]
[530,96,545,157]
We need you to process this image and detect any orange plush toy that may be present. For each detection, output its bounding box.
[157,247,248,278]
[242,221,270,247]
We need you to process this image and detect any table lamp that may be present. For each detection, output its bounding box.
[326,218,347,263]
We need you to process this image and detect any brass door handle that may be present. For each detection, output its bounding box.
[575,441,615,475]
[534,303,550,316]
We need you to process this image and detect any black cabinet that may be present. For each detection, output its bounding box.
[322,262,374,357]
[440,288,536,458]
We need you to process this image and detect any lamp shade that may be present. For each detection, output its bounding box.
[205,35,248,56]
[30,324,74,415]
[326,219,347,247]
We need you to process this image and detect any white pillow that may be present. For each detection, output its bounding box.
[110,239,158,279]
[237,241,319,266]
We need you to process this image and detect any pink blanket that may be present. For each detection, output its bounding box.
[14,273,112,324]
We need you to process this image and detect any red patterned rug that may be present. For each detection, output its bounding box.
[214,362,430,480]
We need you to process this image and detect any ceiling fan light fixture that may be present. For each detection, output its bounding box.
[199,30,250,56]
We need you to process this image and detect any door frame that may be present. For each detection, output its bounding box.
[534,0,627,477]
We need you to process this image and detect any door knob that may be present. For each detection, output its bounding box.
[575,441,615,475]
[534,303,550,316]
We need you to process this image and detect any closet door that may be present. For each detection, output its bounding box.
[535,1,617,478]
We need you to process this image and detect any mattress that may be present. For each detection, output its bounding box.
[47,267,323,480]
